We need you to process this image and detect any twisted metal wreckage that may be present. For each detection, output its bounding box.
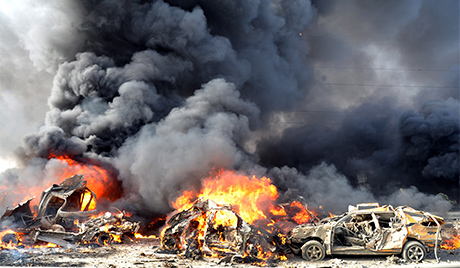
[160,198,290,264]
[0,175,139,248]
[0,175,454,264]
[160,200,449,263]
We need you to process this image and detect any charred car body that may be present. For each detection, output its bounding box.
[288,204,444,262]
[160,198,287,262]
[0,174,139,248]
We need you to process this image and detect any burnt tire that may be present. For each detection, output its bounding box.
[402,241,426,262]
[1,233,18,245]
[96,232,112,246]
[301,240,325,261]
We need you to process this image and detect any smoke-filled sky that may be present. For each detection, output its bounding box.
[0,0,458,216]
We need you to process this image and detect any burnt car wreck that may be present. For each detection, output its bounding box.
[160,198,288,263]
[0,174,139,248]
[288,204,444,262]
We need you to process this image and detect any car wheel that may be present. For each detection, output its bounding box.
[301,240,326,261]
[97,232,112,246]
[402,241,426,262]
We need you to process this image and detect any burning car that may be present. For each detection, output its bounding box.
[160,198,288,263]
[0,174,139,248]
[288,204,444,262]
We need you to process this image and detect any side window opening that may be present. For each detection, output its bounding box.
[62,188,97,212]
[333,212,396,248]
[44,196,65,217]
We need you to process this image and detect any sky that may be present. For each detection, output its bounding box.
[0,0,458,216]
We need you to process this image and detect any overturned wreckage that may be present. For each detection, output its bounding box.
[0,175,139,248]
[288,204,444,262]
[160,198,288,263]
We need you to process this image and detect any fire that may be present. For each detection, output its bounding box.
[172,190,195,211]
[49,155,119,201]
[0,155,119,218]
[0,229,21,249]
[167,170,319,263]
[288,201,317,224]
[172,170,279,224]
[441,234,460,250]
[80,189,97,211]
[172,170,318,227]
[134,233,158,239]
[213,210,237,228]
[0,229,58,249]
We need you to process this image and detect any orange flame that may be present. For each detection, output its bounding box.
[134,233,158,239]
[213,210,238,228]
[0,229,58,249]
[167,170,322,262]
[172,170,279,224]
[80,189,97,211]
[289,201,316,224]
[49,155,119,201]
[441,234,460,250]
[0,229,21,249]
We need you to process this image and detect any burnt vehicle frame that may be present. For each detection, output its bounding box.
[0,174,139,247]
[160,198,287,261]
[288,204,443,262]
[37,174,98,226]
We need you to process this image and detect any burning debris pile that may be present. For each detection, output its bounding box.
[0,175,139,249]
[161,199,252,258]
[157,171,320,265]
[160,198,293,264]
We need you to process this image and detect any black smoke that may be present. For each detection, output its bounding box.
[0,0,458,216]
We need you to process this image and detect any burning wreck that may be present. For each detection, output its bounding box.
[160,198,289,264]
[157,171,324,264]
[288,204,445,262]
[0,174,139,248]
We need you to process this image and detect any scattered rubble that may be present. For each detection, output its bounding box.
[0,241,457,267]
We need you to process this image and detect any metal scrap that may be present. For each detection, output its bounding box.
[0,174,139,248]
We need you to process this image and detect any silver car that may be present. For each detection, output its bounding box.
[288,204,444,262]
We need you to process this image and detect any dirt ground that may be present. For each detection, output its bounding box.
[0,239,459,268]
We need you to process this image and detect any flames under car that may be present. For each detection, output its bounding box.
[0,174,139,248]
[288,204,444,262]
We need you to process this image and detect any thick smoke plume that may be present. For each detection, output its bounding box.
[0,0,458,217]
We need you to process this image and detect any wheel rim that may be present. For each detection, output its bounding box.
[407,246,424,261]
[306,245,322,260]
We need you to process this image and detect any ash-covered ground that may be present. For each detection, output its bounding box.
[0,240,458,268]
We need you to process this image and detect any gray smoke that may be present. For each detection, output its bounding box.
[115,78,260,213]
[258,0,459,210]
[0,0,457,216]
[399,98,459,192]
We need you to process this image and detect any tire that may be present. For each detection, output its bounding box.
[402,241,426,262]
[301,240,326,261]
[97,232,112,246]
[1,233,18,245]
